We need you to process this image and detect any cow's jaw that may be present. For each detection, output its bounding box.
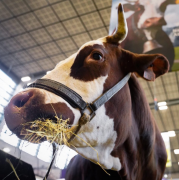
[70,105,121,171]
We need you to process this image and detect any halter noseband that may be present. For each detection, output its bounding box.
[27,73,131,123]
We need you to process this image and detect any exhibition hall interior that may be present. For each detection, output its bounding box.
[0,0,179,179]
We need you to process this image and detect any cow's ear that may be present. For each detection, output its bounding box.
[121,49,169,81]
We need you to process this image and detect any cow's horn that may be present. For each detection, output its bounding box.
[107,3,128,43]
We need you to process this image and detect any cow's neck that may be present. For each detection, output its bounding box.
[70,71,130,171]
[70,102,122,171]
[110,74,162,180]
[70,73,165,180]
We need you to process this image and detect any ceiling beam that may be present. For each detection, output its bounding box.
[149,98,179,109]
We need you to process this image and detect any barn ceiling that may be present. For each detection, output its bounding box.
[0,0,111,80]
[138,72,179,174]
[0,0,179,176]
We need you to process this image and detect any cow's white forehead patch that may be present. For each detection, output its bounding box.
[137,0,165,28]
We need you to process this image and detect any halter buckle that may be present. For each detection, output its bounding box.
[82,103,96,121]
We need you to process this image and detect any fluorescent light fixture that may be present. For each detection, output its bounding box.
[21,76,31,82]
[164,174,168,178]
[174,149,179,154]
[157,101,167,106]
[3,147,10,153]
[159,106,168,110]
[178,162,179,165]
[168,131,176,137]
[46,71,51,74]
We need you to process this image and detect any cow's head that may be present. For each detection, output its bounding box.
[124,0,179,29]
[4,4,169,171]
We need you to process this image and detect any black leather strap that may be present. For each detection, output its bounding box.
[27,79,87,110]
[27,73,131,120]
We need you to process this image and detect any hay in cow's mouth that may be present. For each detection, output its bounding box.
[20,116,110,175]
[20,116,77,145]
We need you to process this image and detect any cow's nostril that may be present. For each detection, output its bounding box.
[14,99,26,107]
[14,91,33,108]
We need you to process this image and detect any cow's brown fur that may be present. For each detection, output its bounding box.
[112,74,166,180]
[70,45,108,81]
[64,43,168,180]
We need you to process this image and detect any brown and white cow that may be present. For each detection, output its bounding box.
[122,0,179,69]
[4,4,168,180]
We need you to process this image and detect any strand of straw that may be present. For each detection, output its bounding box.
[6,158,20,180]
[21,117,110,175]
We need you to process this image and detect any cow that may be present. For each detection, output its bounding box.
[4,4,168,180]
[121,0,179,69]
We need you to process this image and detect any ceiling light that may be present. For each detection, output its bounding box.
[178,162,179,165]
[46,71,51,74]
[168,131,176,137]
[164,174,168,178]
[174,149,179,154]
[159,106,168,110]
[21,76,31,82]
[158,101,167,106]
[3,147,10,153]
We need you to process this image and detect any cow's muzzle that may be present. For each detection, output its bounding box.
[4,89,75,134]
[4,91,34,130]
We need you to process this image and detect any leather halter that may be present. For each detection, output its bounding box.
[27,73,130,180]
[27,73,131,125]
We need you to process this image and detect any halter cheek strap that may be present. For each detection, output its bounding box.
[27,73,131,122]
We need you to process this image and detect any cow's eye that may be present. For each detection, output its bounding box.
[92,53,103,61]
